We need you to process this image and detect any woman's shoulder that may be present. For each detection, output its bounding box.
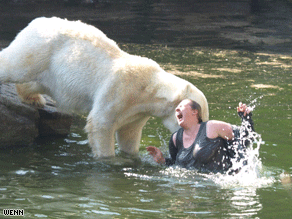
[206,120,233,140]
[171,129,180,147]
[206,120,230,127]
[171,127,185,147]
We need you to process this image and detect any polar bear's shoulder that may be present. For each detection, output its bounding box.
[116,54,163,76]
[27,17,123,58]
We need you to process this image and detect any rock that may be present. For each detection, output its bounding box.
[38,105,73,137]
[0,83,73,148]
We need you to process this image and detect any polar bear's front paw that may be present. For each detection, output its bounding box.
[20,94,46,108]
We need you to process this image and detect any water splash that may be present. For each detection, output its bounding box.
[209,140,275,189]
[247,95,264,110]
[159,136,275,188]
[209,98,275,188]
[159,97,275,188]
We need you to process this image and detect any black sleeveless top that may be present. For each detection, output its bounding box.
[166,122,233,173]
[165,112,254,173]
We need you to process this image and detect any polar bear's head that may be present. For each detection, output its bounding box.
[162,113,181,133]
[160,81,209,133]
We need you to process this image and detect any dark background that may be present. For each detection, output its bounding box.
[0,0,292,53]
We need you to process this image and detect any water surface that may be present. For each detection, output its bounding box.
[1,45,291,218]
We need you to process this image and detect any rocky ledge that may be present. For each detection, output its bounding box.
[0,83,73,148]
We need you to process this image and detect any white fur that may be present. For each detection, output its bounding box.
[0,17,209,157]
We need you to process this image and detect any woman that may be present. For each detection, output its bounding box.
[146,99,254,173]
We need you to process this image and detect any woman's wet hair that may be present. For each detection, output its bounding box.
[187,99,203,123]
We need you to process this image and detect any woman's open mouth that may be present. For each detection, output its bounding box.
[176,112,183,121]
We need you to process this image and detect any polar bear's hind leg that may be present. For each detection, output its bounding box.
[16,82,46,107]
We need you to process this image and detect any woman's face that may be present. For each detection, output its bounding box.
[175,99,197,128]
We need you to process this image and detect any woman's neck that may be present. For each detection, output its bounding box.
[183,121,200,136]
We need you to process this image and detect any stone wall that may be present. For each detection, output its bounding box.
[0,83,73,148]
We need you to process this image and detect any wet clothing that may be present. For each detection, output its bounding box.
[165,112,254,173]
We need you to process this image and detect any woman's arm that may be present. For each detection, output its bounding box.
[146,146,165,164]
[237,102,252,118]
[207,120,234,140]
[207,102,254,141]
[165,132,178,165]
[237,102,254,131]
[146,132,178,165]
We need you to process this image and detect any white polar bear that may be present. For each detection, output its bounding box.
[0,17,209,158]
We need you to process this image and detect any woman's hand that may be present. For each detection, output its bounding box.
[237,102,253,116]
[146,146,166,164]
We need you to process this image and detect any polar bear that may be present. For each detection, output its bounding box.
[0,17,209,158]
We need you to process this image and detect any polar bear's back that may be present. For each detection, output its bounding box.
[17,17,123,59]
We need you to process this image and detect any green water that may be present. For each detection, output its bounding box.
[0,44,291,218]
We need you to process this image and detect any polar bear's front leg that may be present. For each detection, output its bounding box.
[86,129,116,157]
[116,117,150,156]
[85,112,116,158]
